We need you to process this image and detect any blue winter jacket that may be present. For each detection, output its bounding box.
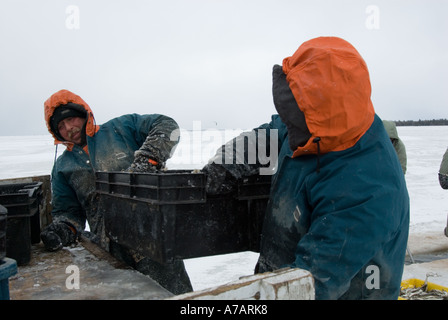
[255,114,409,299]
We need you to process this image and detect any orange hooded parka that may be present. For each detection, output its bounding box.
[282,37,375,157]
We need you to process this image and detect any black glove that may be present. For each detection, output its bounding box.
[40,221,77,252]
[202,163,237,194]
[127,149,160,173]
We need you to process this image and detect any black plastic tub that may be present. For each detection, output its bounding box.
[0,182,43,265]
[96,170,271,264]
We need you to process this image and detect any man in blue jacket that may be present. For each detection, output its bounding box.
[204,37,410,299]
[41,89,192,294]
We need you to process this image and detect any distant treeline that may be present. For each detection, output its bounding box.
[394,119,448,126]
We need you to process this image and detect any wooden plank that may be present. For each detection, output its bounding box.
[8,241,173,300]
[170,268,315,300]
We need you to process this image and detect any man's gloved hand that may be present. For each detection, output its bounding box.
[202,163,237,194]
[40,221,77,252]
[127,149,160,173]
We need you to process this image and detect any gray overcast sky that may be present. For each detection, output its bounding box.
[1,0,447,135]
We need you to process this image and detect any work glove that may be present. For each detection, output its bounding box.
[127,149,160,173]
[127,129,172,173]
[40,221,78,252]
[202,163,238,194]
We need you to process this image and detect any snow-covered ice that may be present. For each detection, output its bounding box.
[1,125,448,291]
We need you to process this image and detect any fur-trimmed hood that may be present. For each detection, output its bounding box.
[44,90,100,150]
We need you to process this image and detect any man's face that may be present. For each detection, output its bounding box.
[57,117,86,144]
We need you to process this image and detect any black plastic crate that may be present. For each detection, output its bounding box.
[0,182,42,217]
[96,170,206,204]
[0,182,43,265]
[96,170,271,264]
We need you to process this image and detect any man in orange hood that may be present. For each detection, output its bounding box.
[204,37,410,299]
[41,89,192,294]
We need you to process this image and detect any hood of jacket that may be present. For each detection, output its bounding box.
[282,37,375,157]
[44,90,100,151]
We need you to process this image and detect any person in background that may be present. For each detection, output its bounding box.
[439,149,448,190]
[40,89,192,294]
[383,120,407,175]
[203,37,410,299]
[438,147,448,236]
